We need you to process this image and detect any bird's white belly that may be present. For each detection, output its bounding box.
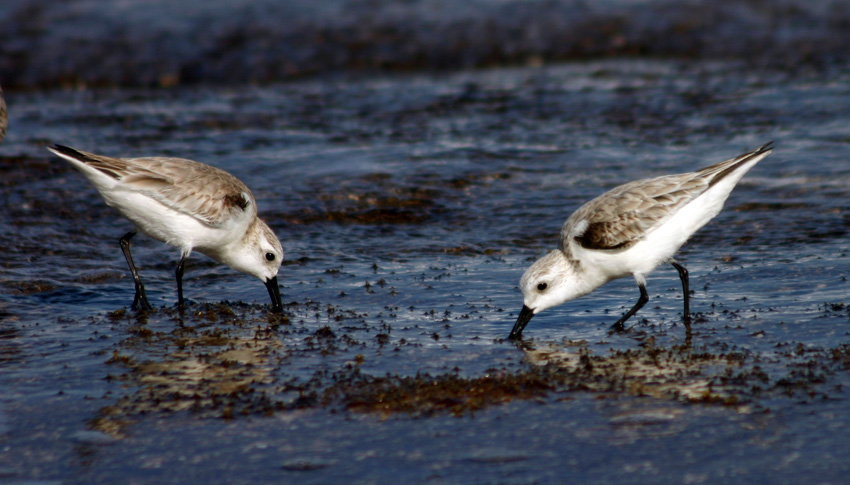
[579,183,734,282]
[102,190,229,253]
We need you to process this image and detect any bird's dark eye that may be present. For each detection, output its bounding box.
[265,252,276,262]
[537,282,548,291]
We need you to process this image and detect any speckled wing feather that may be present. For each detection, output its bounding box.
[54,145,256,227]
[560,142,773,252]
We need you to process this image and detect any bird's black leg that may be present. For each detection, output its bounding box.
[670,259,691,329]
[119,231,152,311]
[611,281,649,331]
[176,256,186,307]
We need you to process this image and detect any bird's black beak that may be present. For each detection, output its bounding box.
[509,305,535,340]
[265,276,283,313]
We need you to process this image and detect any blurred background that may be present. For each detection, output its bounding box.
[2,0,848,88]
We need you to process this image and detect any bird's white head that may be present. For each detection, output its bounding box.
[510,250,589,339]
[223,219,282,280]
[221,219,284,312]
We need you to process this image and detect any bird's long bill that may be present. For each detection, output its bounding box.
[265,276,283,313]
[509,305,535,340]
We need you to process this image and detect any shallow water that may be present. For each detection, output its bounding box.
[2,59,850,482]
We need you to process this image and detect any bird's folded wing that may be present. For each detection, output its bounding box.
[561,174,710,252]
[120,157,257,227]
[58,145,257,227]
